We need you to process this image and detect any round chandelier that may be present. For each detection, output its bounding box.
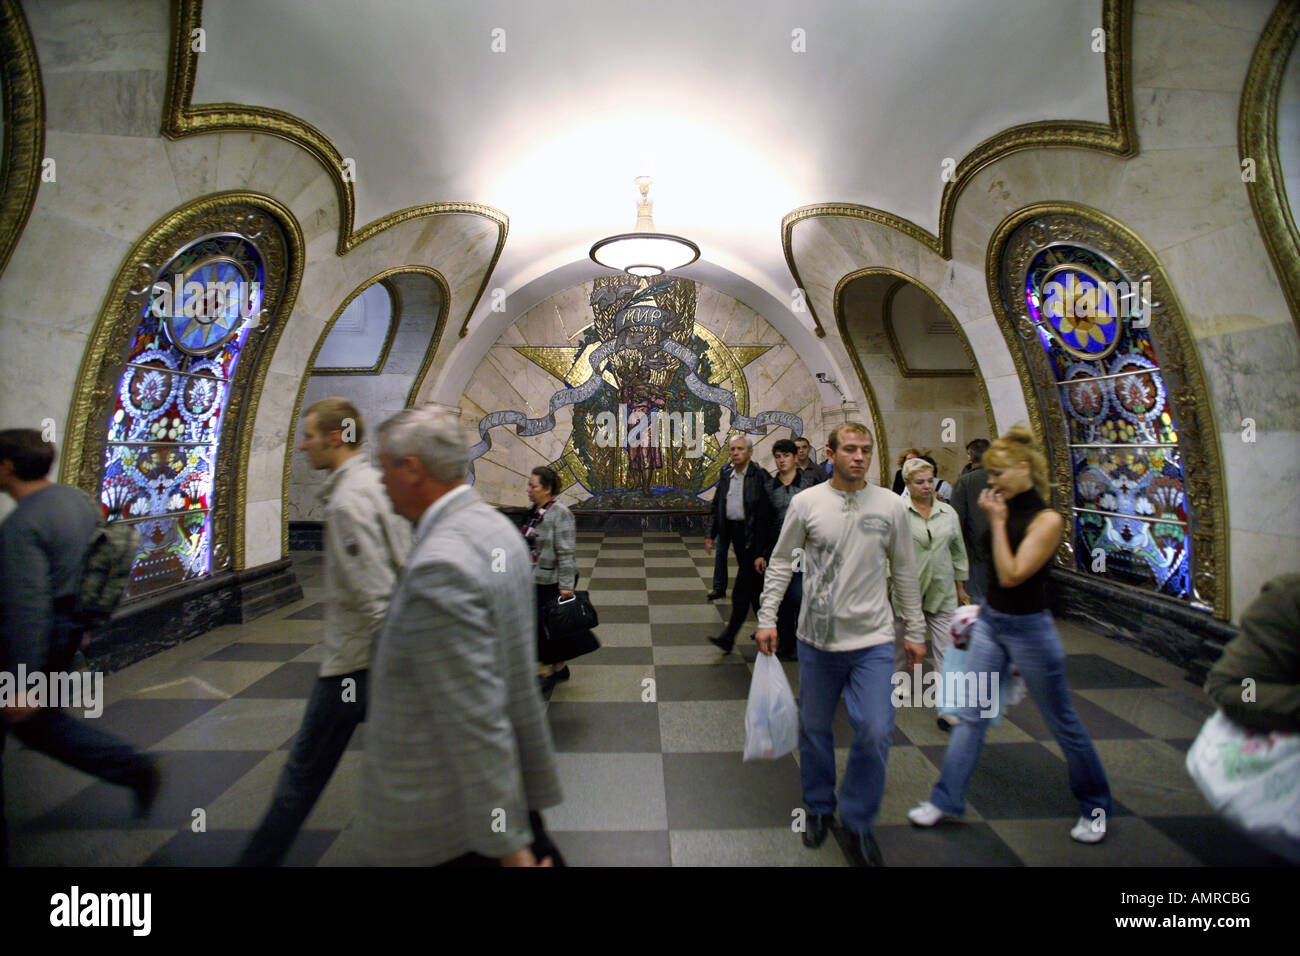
[589,176,700,277]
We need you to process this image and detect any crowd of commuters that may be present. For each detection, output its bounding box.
[5,407,1290,867]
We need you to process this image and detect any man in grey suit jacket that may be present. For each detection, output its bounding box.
[365,407,562,866]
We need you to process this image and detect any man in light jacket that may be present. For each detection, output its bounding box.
[239,399,409,866]
[755,422,924,867]
[365,407,562,866]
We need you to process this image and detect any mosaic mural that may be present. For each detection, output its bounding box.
[467,276,803,509]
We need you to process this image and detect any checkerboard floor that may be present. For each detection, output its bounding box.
[4,531,1291,866]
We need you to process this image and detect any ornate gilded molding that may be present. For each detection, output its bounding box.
[882,279,977,379]
[0,0,43,280]
[783,0,1135,338]
[985,201,1230,620]
[1240,0,1300,335]
[162,0,507,336]
[280,266,449,552]
[309,277,403,375]
[835,267,998,486]
[61,192,304,579]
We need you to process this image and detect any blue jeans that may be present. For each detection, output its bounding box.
[237,669,367,866]
[797,640,896,833]
[930,606,1112,818]
[2,706,151,866]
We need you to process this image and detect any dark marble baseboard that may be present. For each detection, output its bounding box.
[289,520,324,551]
[83,559,302,673]
[1047,567,1237,685]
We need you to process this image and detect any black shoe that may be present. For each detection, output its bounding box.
[936,713,957,733]
[553,666,571,684]
[802,813,834,848]
[708,634,735,654]
[843,828,884,867]
[706,590,726,601]
[132,759,161,819]
[538,673,557,699]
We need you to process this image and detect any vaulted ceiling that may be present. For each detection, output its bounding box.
[193,0,1110,344]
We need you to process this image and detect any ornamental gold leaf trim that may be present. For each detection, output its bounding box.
[1240,0,1300,335]
[0,0,43,280]
[163,0,507,339]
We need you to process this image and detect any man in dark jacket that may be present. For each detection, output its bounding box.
[1204,574,1300,733]
[704,435,771,654]
[0,429,158,866]
[949,438,990,601]
[706,463,732,600]
[795,437,827,485]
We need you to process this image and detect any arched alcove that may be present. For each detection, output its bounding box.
[285,267,448,527]
[835,268,996,487]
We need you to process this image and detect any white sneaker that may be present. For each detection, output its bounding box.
[1070,814,1106,844]
[907,801,949,827]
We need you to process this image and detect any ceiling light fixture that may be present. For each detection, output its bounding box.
[589,176,700,277]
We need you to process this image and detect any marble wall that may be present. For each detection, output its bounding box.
[462,280,825,510]
[786,0,1300,619]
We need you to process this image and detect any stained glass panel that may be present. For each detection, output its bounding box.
[101,234,264,599]
[1024,243,1192,601]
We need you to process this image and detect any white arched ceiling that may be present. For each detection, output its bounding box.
[192,0,1109,357]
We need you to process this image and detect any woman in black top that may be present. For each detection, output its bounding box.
[907,426,1113,844]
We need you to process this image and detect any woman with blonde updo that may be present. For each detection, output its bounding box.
[908,426,1114,844]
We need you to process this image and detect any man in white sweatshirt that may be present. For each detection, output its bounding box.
[756,422,924,867]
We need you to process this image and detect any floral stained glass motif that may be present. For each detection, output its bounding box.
[101,234,264,599]
[1024,244,1191,601]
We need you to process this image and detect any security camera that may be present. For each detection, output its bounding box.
[816,372,833,383]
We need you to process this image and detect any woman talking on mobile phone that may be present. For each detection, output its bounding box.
[907,426,1113,844]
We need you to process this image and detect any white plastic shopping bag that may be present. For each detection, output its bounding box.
[1186,710,1300,863]
[744,653,799,761]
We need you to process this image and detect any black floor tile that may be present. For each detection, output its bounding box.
[547,830,672,866]
[547,702,661,752]
[647,588,716,603]
[1064,654,1161,689]
[1144,815,1295,866]
[1002,692,1146,740]
[233,662,321,699]
[599,557,650,568]
[599,542,643,550]
[644,566,701,578]
[655,663,753,701]
[593,605,651,623]
[285,603,327,620]
[651,622,727,646]
[144,828,339,867]
[94,697,226,748]
[586,577,650,590]
[1164,737,1195,754]
[917,742,1131,820]
[205,642,311,662]
[645,548,689,556]
[578,645,654,665]
[868,822,1024,866]
[662,752,805,828]
[28,750,268,830]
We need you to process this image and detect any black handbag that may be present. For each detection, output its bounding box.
[540,591,600,664]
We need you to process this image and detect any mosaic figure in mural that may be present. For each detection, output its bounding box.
[1023,244,1190,600]
[467,275,803,509]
